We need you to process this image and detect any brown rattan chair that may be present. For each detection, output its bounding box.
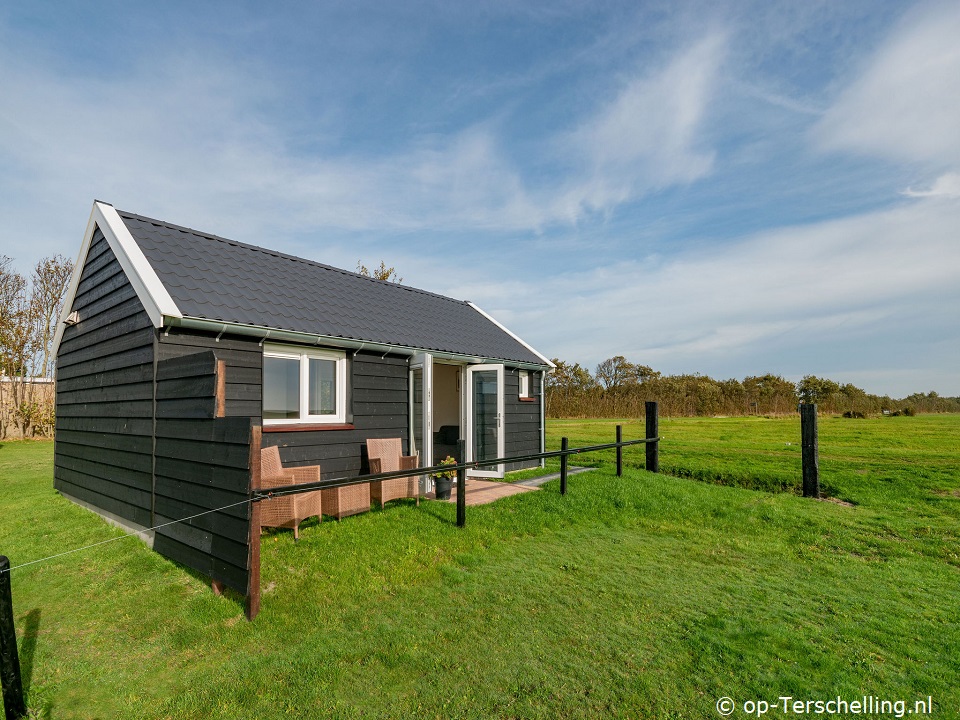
[366,438,420,507]
[258,446,322,541]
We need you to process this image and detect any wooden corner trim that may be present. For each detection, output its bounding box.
[215,359,227,418]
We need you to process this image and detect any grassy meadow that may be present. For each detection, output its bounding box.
[1,414,958,718]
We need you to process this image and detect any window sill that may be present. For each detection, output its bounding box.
[262,423,356,433]
[518,397,537,403]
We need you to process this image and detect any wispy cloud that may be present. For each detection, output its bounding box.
[480,197,960,395]
[813,2,960,167]
[902,171,960,198]
[0,21,729,254]
[552,32,726,221]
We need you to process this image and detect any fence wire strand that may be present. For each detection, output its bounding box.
[4,429,660,575]
[3,497,254,574]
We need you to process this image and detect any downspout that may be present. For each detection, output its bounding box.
[540,370,546,468]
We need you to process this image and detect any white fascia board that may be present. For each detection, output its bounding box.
[466,302,555,368]
[51,204,100,358]
[94,202,180,326]
[51,201,182,360]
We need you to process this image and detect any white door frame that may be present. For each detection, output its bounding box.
[410,353,433,478]
[466,364,505,478]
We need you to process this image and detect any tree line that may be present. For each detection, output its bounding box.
[0,254,73,438]
[545,355,960,418]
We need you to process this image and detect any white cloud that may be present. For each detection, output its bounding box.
[902,171,960,198]
[553,32,725,220]
[486,197,960,395]
[813,2,960,166]
[0,24,728,263]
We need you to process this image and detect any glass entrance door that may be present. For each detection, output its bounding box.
[466,364,504,478]
[410,353,433,490]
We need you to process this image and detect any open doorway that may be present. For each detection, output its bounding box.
[410,356,505,482]
[431,363,461,464]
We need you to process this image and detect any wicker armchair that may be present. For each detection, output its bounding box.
[366,438,420,507]
[259,446,322,541]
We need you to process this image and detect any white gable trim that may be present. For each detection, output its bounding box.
[51,201,182,358]
[466,302,555,368]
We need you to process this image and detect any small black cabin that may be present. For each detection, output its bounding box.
[51,201,552,611]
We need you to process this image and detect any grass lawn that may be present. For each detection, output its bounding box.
[1,414,958,718]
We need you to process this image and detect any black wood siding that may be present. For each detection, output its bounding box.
[504,369,542,472]
[152,414,253,594]
[54,231,156,528]
[156,336,411,494]
[54,241,256,596]
[263,350,410,478]
[158,327,262,417]
[150,351,255,594]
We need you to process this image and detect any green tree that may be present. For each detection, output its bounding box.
[356,260,403,283]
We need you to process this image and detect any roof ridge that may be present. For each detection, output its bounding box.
[116,209,470,306]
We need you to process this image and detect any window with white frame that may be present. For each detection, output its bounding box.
[262,344,346,424]
[518,370,530,398]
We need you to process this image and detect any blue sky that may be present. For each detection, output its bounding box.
[1,1,958,397]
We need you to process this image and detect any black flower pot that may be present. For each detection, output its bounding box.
[434,478,453,500]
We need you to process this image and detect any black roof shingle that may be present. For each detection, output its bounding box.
[118,210,548,366]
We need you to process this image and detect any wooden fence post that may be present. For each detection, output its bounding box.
[0,556,26,720]
[645,401,659,473]
[801,404,820,498]
[560,437,568,495]
[456,439,466,528]
[616,425,623,477]
[246,425,263,622]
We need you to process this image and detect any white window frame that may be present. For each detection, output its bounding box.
[518,370,530,399]
[262,343,347,425]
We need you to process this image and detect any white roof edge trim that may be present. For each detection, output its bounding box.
[169,316,551,371]
[95,202,181,326]
[52,202,183,360]
[466,302,555,368]
[51,204,100,358]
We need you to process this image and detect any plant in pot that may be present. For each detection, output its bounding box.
[432,456,457,500]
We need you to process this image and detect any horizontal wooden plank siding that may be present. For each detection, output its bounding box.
[158,328,262,417]
[153,416,253,594]
[263,350,411,479]
[504,368,542,472]
[55,238,255,597]
[152,351,254,594]
[54,230,156,526]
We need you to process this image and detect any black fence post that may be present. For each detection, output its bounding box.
[0,556,26,720]
[560,437,568,495]
[645,401,659,473]
[456,439,466,527]
[801,404,820,498]
[616,425,623,477]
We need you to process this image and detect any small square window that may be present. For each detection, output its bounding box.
[518,370,530,398]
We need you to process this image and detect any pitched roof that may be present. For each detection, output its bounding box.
[57,202,551,367]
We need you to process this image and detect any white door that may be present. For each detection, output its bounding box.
[410,353,433,487]
[466,364,504,478]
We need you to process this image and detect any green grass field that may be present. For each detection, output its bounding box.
[1,414,958,718]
